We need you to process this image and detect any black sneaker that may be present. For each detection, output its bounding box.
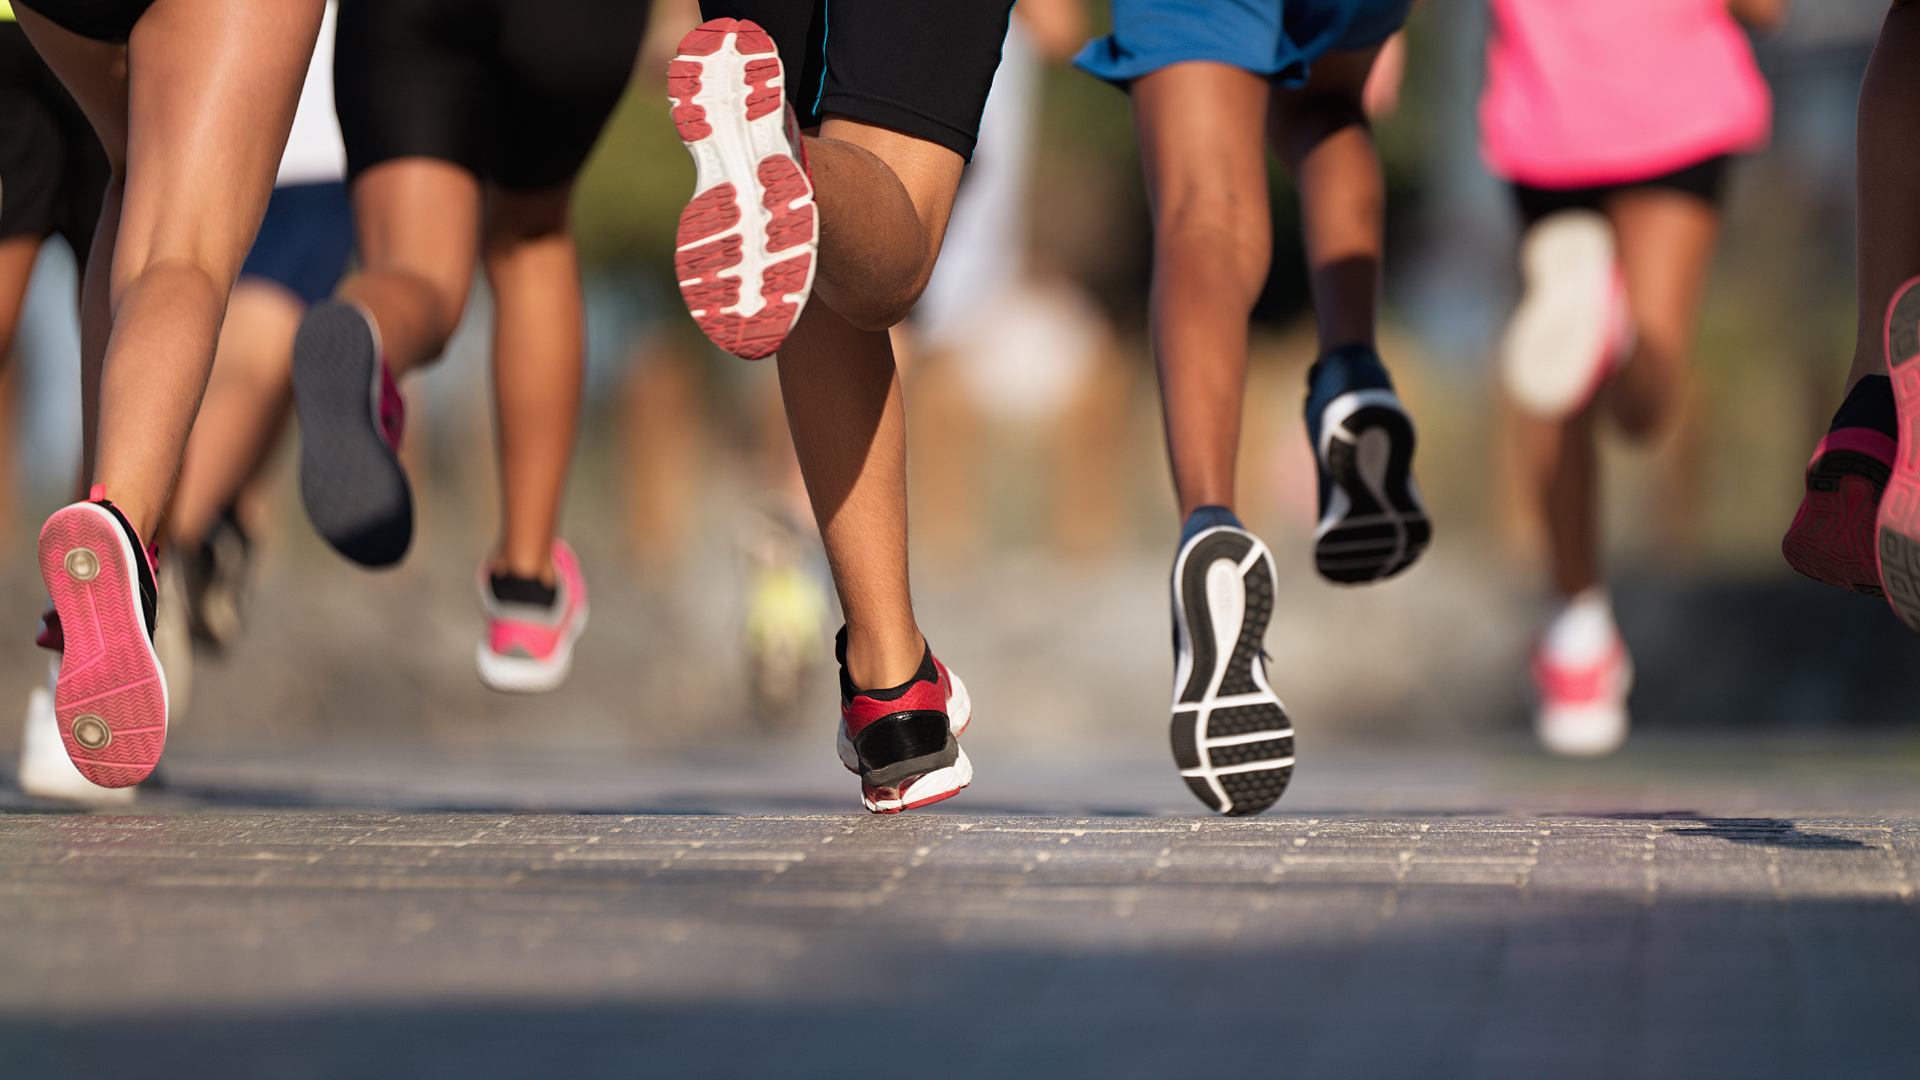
[1169,508,1294,816]
[1305,344,1431,583]
[182,506,252,651]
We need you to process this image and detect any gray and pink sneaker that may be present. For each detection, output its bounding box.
[475,540,590,693]
[293,299,413,568]
[669,18,818,360]
[36,487,167,788]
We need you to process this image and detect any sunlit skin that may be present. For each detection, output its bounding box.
[1844,0,1920,396]
[1130,49,1386,520]
[331,159,585,587]
[13,0,325,544]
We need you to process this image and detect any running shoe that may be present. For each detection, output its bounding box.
[476,540,590,694]
[1880,276,1920,629]
[1306,344,1431,583]
[834,628,972,814]
[1170,509,1294,815]
[182,507,253,650]
[670,18,818,360]
[1782,375,1896,597]
[293,299,413,567]
[1532,589,1632,758]
[37,488,167,788]
[17,658,136,806]
[1500,209,1631,419]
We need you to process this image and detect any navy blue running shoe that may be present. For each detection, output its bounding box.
[1304,344,1431,583]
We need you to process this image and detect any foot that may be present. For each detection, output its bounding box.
[1783,375,1895,597]
[17,658,136,805]
[1532,588,1632,758]
[1880,277,1920,629]
[1499,209,1630,419]
[476,540,590,693]
[1306,344,1431,584]
[1170,509,1294,816]
[670,18,818,360]
[182,507,254,650]
[293,299,414,567]
[37,488,167,788]
[834,628,972,814]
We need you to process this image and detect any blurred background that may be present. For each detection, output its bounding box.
[2,0,1918,801]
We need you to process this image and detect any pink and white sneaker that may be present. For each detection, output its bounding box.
[1531,589,1632,758]
[1783,426,1893,597]
[36,487,168,788]
[669,18,818,360]
[1499,209,1632,419]
[476,540,590,693]
[1878,276,1920,628]
[833,628,972,814]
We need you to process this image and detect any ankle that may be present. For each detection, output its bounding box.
[839,627,928,692]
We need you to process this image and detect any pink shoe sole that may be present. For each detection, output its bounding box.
[38,503,167,788]
[670,19,817,360]
[1879,276,1920,628]
[1783,427,1894,597]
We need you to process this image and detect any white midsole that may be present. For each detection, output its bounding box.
[675,34,817,323]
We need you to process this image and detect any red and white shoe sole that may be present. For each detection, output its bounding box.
[1879,276,1920,628]
[670,19,817,361]
[38,503,167,788]
[1782,428,1893,597]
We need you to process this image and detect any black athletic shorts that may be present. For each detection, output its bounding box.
[1512,155,1730,228]
[0,21,109,257]
[699,0,1015,160]
[11,0,155,43]
[333,0,651,191]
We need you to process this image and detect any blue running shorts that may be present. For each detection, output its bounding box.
[238,181,354,307]
[1075,0,1412,88]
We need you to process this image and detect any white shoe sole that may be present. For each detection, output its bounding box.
[1501,209,1626,419]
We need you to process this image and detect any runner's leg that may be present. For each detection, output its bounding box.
[778,117,963,690]
[17,0,323,539]
[483,181,582,585]
[338,159,481,379]
[0,235,43,361]
[1850,0,1920,394]
[1604,188,1719,438]
[1129,61,1271,518]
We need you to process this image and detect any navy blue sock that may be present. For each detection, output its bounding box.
[1181,505,1244,547]
[1829,374,1897,439]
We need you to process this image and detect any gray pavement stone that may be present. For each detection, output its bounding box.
[3,809,1919,1079]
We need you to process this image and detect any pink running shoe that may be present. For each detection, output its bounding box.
[1499,209,1631,420]
[476,540,590,693]
[669,18,818,360]
[1531,591,1632,758]
[37,488,167,787]
[1783,427,1893,597]
[833,629,972,814]
[1880,276,1920,628]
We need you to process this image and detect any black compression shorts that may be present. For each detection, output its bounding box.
[11,0,155,43]
[699,0,1015,161]
[333,0,651,191]
[0,21,109,258]
[1512,155,1730,228]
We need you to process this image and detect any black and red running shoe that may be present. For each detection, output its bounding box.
[834,628,972,814]
[669,18,818,360]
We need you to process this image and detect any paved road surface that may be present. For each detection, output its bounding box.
[5,738,1920,1079]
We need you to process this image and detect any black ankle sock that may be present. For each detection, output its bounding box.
[490,573,556,607]
[1830,374,1898,439]
[833,626,936,699]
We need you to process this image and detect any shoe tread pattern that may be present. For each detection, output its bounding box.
[294,302,413,567]
[1880,279,1920,627]
[1317,403,1430,584]
[39,507,165,787]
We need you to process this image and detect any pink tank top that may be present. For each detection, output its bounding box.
[1480,0,1772,189]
